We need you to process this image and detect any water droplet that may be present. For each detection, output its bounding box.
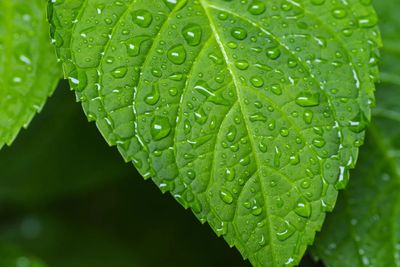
[280,128,289,137]
[259,139,268,152]
[294,198,311,218]
[250,76,264,88]
[312,138,326,148]
[349,111,369,133]
[358,14,378,28]
[335,166,349,190]
[235,60,249,70]
[195,107,208,124]
[184,119,191,134]
[182,24,202,46]
[151,116,171,141]
[271,84,282,95]
[220,189,234,204]
[167,44,186,65]
[252,206,263,216]
[290,154,300,165]
[187,170,196,180]
[248,1,266,15]
[231,27,248,40]
[225,168,236,181]
[276,220,295,241]
[250,113,267,122]
[296,92,320,107]
[266,47,281,60]
[145,82,160,105]
[274,146,282,168]
[332,8,347,19]
[111,67,128,78]
[303,110,314,124]
[131,9,153,27]
[226,126,237,142]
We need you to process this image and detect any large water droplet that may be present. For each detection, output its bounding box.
[225,167,235,181]
[276,220,295,241]
[131,9,153,28]
[124,36,150,57]
[266,47,281,60]
[167,44,187,65]
[151,116,171,141]
[231,27,248,40]
[295,92,320,107]
[248,1,266,15]
[294,197,311,218]
[111,67,128,78]
[220,189,234,204]
[182,24,202,46]
[226,126,237,142]
[145,82,160,105]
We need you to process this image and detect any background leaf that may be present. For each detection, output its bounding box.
[312,0,400,266]
[0,0,61,148]
[48,0,380,266]
[0,244,47,267]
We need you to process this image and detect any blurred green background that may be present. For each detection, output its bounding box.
[0,81,322,266]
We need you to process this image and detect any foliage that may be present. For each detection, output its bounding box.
[312,0,400,266]
[0,0,61,148]
[1,0,399,267]
[47,1,379,266]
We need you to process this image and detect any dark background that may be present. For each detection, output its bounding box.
[0,81,323,266]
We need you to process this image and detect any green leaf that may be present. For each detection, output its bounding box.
[0,0,61,149]
[0,244,47,267]
[312,1,400,266]
[48,0,380,266]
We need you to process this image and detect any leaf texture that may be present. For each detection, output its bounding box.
[48,0,380,266]
[313,0,400,266]
[0,0,61,148]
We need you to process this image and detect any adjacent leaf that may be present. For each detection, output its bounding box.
[313,1,400,266]
[0,0,61,149]
[0,244,47,267]
[48,0,380,266]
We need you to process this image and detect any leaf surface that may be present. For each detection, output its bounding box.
[313,0,400,266]
[48,0,380,266]
[0,0,61,148]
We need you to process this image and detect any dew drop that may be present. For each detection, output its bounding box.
[220,189,234,204]
[252,206,263,216]
[131,9,153,28]
[182,23,202,46]
[250,76,264,88]
[151,116,171,141]
[226,126,237,142]
[225,168,236,182]
[266,47,281,60]
[167,44,187,65]
[295,92,320,107]
[248,1,266,15]
[312,138,326,148]
[332,8,347,19]
[111,67,128,78]
[276,220,295,241]
[145,82,160,105]
[303,110,314,124]
[235,60,250,70]
[294,198,311,218]
[231,27,248,40]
